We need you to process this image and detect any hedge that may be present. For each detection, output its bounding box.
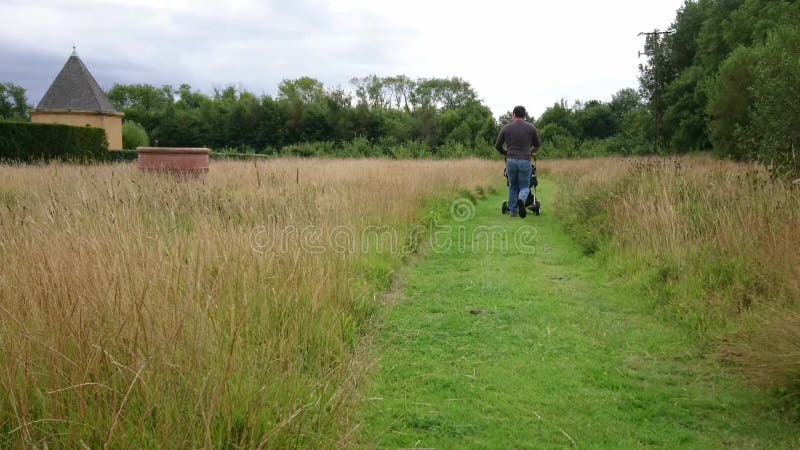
[105,149,138,162]
[101,150,275,164]
[209,152,271,160]
[0,121,108,162]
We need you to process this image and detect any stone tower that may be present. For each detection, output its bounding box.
[30,51,123,149]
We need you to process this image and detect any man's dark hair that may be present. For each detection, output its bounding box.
[512,106,526,118]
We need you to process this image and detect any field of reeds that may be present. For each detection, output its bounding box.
[0,159,498,448]
[546,155,800,394]
[3,154,798,448]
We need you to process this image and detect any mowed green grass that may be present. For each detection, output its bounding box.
[356,181,800,448]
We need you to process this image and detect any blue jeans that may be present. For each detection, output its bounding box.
[506,158,531,214]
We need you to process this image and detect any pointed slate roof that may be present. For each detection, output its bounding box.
[35,51,120,114]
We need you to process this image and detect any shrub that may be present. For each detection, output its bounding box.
[105,149,138,162]
[437,141,470,159]
[383,139,435,159]
[280,141,336,158]
[209,152,270,160]
[122,120,150,149]
[0,121,107,162]
[470,144,497,159]
[340,136,378,157]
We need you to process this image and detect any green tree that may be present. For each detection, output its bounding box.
[609,88,642,119]
[538,123,578,157]
[254,95,288,151]
[409,107,440,147]
[538,100,580,138]
[105,75,501,157]
[662,66,709,151]
[440,101,496,148]
[633,0,800,158]
[668,0,710,72]
[695,0,745,69]
[351,75,390,109]
[615,107,653,155]
[655,1,712,152]
[638,29,676,151]
[277,77,330,142]
[278,77,326,104]
[706,46,758,159]
[575,100,618,140]
[723,0,799,54]
[106,84,175,144]
[414,77,477,110]
[745,24,800,176]
[0,82,30,120]
[107,83,174,112]
[383,75,415,111]
[176,83,209,109]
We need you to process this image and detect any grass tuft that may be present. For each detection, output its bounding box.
[548,154,800,393]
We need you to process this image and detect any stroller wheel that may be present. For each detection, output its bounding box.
[533,201,541,216]
[501,201,509,214]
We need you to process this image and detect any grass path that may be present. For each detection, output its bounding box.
[356,181,800,448]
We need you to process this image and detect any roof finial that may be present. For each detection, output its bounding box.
[72,42,77,56]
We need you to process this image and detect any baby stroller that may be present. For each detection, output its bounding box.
[501,156,541,216]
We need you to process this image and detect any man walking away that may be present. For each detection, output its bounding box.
[495,105,541,218]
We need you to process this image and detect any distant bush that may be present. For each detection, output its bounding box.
[393,141,428,159]
[437,141,471,159]
[105,149,138,162]
[0,121,107,162]
[209,139,495,160]
[340,136,376,157]
[209,152,270,160]
[280,141,336,158]
[122,120,150,149]
[102,150,272,164]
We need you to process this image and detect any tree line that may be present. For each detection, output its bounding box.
[638,0,799,175]
[0,76,658,159]
[107,77,654,159]
[106,76,500,157]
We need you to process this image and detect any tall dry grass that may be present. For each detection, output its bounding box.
[546,154,800,391]
[0,158,498,448]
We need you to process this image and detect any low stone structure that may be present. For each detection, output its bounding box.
[136,147,210,177]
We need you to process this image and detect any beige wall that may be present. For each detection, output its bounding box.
[31,111,124,150]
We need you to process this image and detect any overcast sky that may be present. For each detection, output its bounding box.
[0,0,685,117]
